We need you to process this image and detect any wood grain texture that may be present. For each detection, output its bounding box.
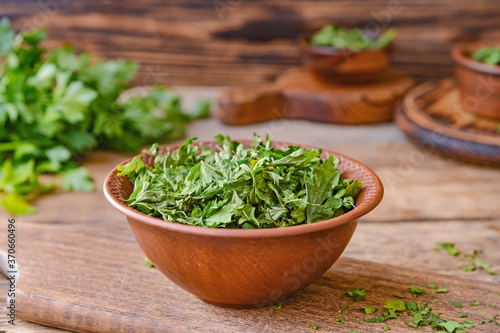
[218,68,414,125]
[1,218,499,332]
[396,80,500,166]
[0,87,500,332]
[3,0,500,86]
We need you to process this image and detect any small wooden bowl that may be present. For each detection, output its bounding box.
[103,141,383,308]
[452,41,500,119]
[300,33,393,84]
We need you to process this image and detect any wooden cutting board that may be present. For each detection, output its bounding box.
[396,80,500,166]
[1,213,499,332]
[218,68,414,125]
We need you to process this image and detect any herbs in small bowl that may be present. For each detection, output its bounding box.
[301,24,397,84]
[452,41,500,119]
[310,25,398,52]
[117,134,362,229]
[471,47,500,65]
[103,135,383,308]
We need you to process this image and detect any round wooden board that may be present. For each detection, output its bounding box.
[218,67,415,125]
[396,80,500,166]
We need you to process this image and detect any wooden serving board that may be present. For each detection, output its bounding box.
[218,68,414,125]
[1,211,498,332]
[396,80,500,166]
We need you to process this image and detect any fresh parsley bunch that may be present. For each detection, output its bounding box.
[118,134,363,228]
[471,47,500,65]
[311,25,397,51]
[0,18,209,215]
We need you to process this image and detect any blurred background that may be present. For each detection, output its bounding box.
[4,0,500,86]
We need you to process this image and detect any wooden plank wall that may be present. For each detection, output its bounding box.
[2,0,500,86]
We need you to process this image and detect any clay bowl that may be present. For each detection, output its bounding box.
[103,140,383,308]
[300,33,394,84]
[452,41,500,119]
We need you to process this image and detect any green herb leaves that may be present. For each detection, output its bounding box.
[408,286,427,298]
[471,47,500,65]
[310,25,398,51]
[436,243,498,275]
[339,287,367,313]
[120,135,362,229]
[0,18,209,215]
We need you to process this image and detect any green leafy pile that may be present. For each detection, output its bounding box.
[118,134,363,228]
[310,25,398,51]
[471,47,500,65]
[0,18,209,215]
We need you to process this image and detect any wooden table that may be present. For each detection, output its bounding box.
[1,87,499,332]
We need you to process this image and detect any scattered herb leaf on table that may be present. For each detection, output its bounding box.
[118,134,363,229]
[0,18,209,215]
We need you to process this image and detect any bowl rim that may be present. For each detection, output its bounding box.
[103,140,383,239]
[451,41,500,75]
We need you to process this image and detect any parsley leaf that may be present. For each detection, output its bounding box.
[408,285,427,298]
[365,316,385,323]
[335,317,344,323]
[339,287,367,313]
[384,300,405,312]
[0,18,208,215]
[361,306,378,315]
[469,301,480,306]
[450,300,463,308]
[436,288,449,293]
[436,243,460,256]
[144,258,155,268]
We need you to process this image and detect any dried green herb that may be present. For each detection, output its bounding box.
[450,300,463,308]
[408,286,427,298]
[310,25,397,51]
[144,258,155,268]
[436,243,498,275]
[361,306,378,315]
[339,287,367,313]
[119,135,363,229]
[471,47,500,65]
[428,284,439,290]
[272,304,282,310]
[469,301,481,306]
[436,243,460,256]
[335,317,344,323]
[383,325,390,331]
[436,288,449,293]
[311,324,318,330]
[392,294,405,299]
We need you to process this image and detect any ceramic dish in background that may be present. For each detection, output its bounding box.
[452,41,500,119]
[300,29,394,85]
[103,140,383,308]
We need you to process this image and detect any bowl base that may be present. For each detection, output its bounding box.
[200,298,277,309]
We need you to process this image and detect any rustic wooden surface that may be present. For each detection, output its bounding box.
[396,80,500,166]
[218,68,414,125]
[1,87,500,332]
[3,1,500,86]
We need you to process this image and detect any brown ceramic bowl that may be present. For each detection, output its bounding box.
[103,141,383,308]
[452,41,500,119]
[300,33,393,84]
